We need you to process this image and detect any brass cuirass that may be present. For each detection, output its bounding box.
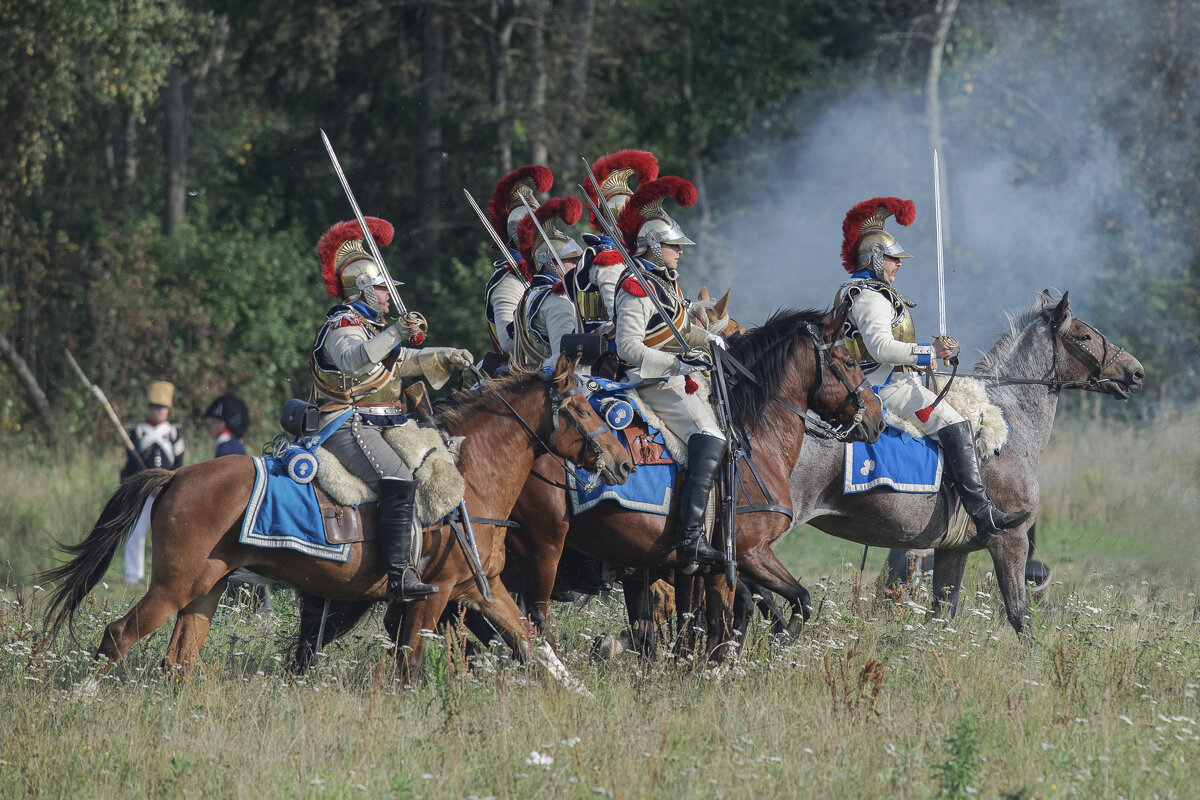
[834,280,916,369]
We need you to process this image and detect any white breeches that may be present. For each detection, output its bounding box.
[636,375,725,442]
[876,372,964,439]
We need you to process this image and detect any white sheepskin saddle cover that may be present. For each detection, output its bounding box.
[624,373,714,469]
[314,420,464,525]
[884,376,1008,459]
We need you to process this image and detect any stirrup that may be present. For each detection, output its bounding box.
[387,568,439,602]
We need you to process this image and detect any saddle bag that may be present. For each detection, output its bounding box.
[280,398,319,437]
[478,351,510,378]
[560,333,605,364]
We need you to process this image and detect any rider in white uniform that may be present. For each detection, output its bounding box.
[312,216,472,600]
[510,196,585,369]
[483,165,554,359]
[612,176,727,570]
[836,196,1030,540]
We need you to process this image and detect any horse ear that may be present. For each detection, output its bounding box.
[553,352,579,392]
[1052,291,1072,329]
[713,287,732,318]
[825,303,850,344]
[697,286,710,302]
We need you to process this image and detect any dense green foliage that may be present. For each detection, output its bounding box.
[2,0,1197,447]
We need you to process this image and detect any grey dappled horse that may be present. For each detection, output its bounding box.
[788,291,1144,635]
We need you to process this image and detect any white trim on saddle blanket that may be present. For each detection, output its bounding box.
[240,457,352,561]
[314,420,464,523]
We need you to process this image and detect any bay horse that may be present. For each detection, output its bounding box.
[502,304,885,657]
[787,291,1144,635]
[41,355,632,680]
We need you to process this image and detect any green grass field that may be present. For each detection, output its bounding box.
[1,408,1198,798]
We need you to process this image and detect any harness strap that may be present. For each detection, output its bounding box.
[734,503,794,520]
[469,516,520,528]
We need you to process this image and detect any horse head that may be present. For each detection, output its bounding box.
[808,304,885,442]
[1044,291,1145,400]
[548,354,633,485]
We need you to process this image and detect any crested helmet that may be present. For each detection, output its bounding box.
[488,165,554,247]
[317,217,396,313]
[616,176,698,276]
[517,196,584,275]
[840,197,916,279]
[583,150,659,232]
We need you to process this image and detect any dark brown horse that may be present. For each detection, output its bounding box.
[41,356,631,680]
[500,305,885,657]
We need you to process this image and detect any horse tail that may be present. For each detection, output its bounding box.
[40,469,176,640]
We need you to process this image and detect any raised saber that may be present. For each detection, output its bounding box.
[577,159,691,355]
[933,149,947,338]
[320,130,426,342]
[63,347,146,470]
[462,188,530,287]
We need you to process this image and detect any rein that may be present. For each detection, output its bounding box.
[975,315,1127,394]
[468,367,610,491]
[723,323,872,442]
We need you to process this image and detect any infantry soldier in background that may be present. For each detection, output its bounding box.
[121,380,185,584]
[203,394,250,458]
[836,197,1030,540]
[312,216,472,601]
[612,176,728,570]
[510,196,584,369]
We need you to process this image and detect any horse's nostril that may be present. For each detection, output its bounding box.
[619,461,633,478]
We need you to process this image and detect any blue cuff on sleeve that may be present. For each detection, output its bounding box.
[914,345,932,367]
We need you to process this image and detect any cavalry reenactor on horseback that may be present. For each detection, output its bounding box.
[573,150,659,336]
[311,216,473,600]
[835,197,1031,539]
[510,196,585,369]
[483,165,554,358]
[612,176,727,570]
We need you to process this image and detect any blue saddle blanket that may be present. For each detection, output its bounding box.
[567,382,678,516]
[843,426,943,494]
[239,457,353,561]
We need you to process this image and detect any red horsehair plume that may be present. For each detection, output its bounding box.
[617,176,698,254]
[584,150,659,231]
[840,196,915,272]
[517,196,583,269]
[317,217,394,299]
[488,165,554,248]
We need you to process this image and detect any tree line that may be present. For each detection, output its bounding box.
[2,0,1196,447]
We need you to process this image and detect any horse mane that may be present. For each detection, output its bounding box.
[725,308,829,427]
[973,291,1059,375]
[436,368,541,430]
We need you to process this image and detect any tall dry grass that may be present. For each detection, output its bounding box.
[0,407,1196,798]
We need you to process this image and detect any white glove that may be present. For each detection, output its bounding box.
[439,348,475,369]
[706,332,727,350]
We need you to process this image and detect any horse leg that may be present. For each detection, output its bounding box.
[622,570,657,661]
[738,547,812,637]
[738,576,790,636]
[703,574,736,662]
[162,577,229,678]
[291,592,376,675]
[96,584,194,668]
[990,530,1033,637]
[929,549,969,621]
[393,591,453,683]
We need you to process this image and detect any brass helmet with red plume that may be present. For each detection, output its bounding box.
[517,196,584,275]
[317,217,395,312]
[583,150,659,231]
[840,197,916,278]
[489,165,554,247]
[616,176,697,276]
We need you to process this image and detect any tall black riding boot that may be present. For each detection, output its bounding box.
[675,433,727,571]
[379,477,438,601]
[939,421,1031,541]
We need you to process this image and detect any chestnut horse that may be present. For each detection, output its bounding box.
[787,291,1144,635]
[41,356,631,679]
